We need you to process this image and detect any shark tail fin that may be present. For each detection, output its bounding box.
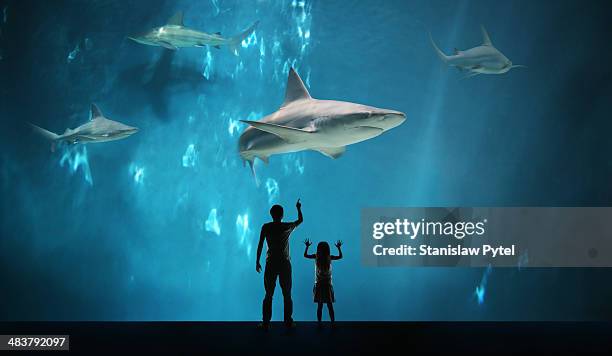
[429,32,449,63]
[228,20,259,56]
[29,123,60,152]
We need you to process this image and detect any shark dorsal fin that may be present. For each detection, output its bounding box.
[90,103,103,120]
[481,25,492,46]
[281,68,312,108]
[167,11,184,26]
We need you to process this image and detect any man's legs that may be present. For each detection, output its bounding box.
[278,261,293,325]
[262,262,277,324]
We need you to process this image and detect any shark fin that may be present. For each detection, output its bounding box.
[429,32,449,63]
[160,41,178,50]
[281,67,312,107]
[462,71,481,80]
[90,103,103,120]
[259,155,269,165]
[240,120,315,142]
[481,25,493,46]
[314,146,346,159]
[215,32,222,35]
[214,45,221,49]
[167,11,184,26]
[453,48,460,55]
[29,123,60,151]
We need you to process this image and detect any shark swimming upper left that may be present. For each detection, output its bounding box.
[129,11,259,55]
[30,104,138,152]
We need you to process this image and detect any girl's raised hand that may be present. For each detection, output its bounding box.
[304,238,312,247]
[335,240,343,248]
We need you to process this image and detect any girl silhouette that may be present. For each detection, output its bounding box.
[304,239,343,325]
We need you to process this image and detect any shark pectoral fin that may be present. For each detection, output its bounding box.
[314,146,346,159]
[214,45,221,49]
[215,32,222,36]
[240,120,315,142]
[462,71,481,80]
[160,41,178,50]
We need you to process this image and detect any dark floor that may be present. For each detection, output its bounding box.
[1,322,611,354]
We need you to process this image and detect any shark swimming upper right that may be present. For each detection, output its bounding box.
[430,25,526,78]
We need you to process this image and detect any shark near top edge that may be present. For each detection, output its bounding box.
[429,25,526,78]
[128,11,259,55]
[29,104,138,152]
[238,68,406,179]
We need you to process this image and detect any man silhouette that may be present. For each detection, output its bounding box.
[256,199,303,329]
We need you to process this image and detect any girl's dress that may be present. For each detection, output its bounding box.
[313,262,335,303]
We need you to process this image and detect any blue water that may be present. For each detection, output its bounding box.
[1,0,612,321]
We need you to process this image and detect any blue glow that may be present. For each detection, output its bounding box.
[475,265,493,305]
[59,144,92,185]
[182,144,197,168]
[205,208,221,236]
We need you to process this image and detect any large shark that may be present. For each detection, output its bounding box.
[429,25,526,78]
[128,11,258,55]
[30,104,138,152]
[239,68,406,180]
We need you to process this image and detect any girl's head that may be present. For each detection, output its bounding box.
[316,241,331,270]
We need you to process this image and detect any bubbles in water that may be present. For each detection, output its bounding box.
[129,163,145,185]
[182,144,198,168]
[205,208,221,236]
[59,144,92,185]
[236,213,250,245]
[265,178,279,204]
[67,43,80,63]
[228,118,240,137]
[202,48,214,79]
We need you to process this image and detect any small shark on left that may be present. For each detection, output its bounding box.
[429,25,526,78]
[128,11,259,55]
[30,104,138,152]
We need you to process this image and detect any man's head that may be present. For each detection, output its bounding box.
[270,204,284,222]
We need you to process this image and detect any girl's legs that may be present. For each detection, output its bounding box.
[327,303,335,323]
[317,302,323,322]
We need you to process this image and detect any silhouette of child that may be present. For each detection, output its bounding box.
[304,239,343,325]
